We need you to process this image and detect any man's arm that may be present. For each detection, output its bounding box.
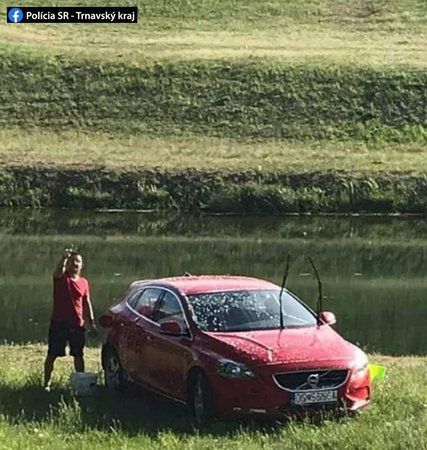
[53,249,71,279]
[84,294,95,326]
[83,283,96,329]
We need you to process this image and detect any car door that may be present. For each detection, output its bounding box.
[141,289,193,400]
[128,287,163,384]
[117,287,144,375]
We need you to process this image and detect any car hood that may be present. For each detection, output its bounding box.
[205,325,359,368]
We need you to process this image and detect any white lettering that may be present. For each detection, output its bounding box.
[27,11,56,21]
[118,12,135,22]
[75,11,116,22]
[58,12,69,20]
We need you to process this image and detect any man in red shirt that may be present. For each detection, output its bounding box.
[44,248,96,390]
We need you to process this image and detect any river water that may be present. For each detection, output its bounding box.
[0,210,425,355]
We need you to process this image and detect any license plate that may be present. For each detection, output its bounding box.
[291,390,337,405]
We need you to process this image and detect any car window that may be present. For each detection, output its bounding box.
[134,288,163,318]
[126,288,144,309]
[151,291,186,327]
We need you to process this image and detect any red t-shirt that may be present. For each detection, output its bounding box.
[52,273,90,327]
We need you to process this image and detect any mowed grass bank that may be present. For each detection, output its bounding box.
[1,0,426,67]
[2,26,426,68]
[2,0,426,32]
[1,130,427,173]
[0,344,425,449]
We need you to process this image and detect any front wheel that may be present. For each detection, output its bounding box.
[103,347,126,391]
[189,372,215,426]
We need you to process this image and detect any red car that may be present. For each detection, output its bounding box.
[100,275,371,423]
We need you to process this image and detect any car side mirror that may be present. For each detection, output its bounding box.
[320,311,336,326]
[160,320,186,336]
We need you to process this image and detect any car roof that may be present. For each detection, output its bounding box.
[130,275,279,296]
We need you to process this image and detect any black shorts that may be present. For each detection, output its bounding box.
[48,321,86,357]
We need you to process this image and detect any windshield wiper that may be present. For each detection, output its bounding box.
[278,252,291,329]
[307,256,323,326]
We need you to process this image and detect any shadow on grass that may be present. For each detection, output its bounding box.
[0,377,290,437]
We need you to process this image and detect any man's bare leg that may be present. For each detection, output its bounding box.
[74,356,85,372]
[44,355,56,390]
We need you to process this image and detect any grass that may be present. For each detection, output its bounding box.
[0,344,425,449]
[1,0,425,212]
[2,164,427,212]
[1,0,426,67]
[2,27,426,67]
[1,129,426,173]
[2,0,426,29]
[1,55,426,141]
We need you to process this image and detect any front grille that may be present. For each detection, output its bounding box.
[274,370,348,391]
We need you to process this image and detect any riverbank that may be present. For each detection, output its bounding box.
[0,344,425,449]
[1,166,426,213]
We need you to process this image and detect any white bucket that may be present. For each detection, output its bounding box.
[70,372,98,396]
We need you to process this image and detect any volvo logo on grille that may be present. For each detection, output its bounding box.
[307,373,320,388]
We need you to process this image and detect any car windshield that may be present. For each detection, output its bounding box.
[187,289,317,332]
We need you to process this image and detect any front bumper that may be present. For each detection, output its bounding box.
[209,367,371,419]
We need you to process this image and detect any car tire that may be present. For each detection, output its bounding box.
[103,347,126,392]
[189,371,215,426]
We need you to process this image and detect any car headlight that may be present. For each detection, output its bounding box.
[354,361,368,373]
[217,359,257,379]
[353,351,369,374]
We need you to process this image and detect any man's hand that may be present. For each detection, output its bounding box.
[54,248,73,279]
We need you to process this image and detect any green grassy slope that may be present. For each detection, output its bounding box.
[0,0,426,211]
[1,54,426,140]
[1,0,426,150]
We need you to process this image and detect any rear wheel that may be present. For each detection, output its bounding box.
[103,347,126,391]
[189,372,215,426]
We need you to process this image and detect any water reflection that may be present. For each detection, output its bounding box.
[0,210,426,355]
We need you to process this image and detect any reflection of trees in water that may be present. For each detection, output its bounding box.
[0,210,426,240]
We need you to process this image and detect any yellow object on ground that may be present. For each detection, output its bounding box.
[369,364,387,382]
